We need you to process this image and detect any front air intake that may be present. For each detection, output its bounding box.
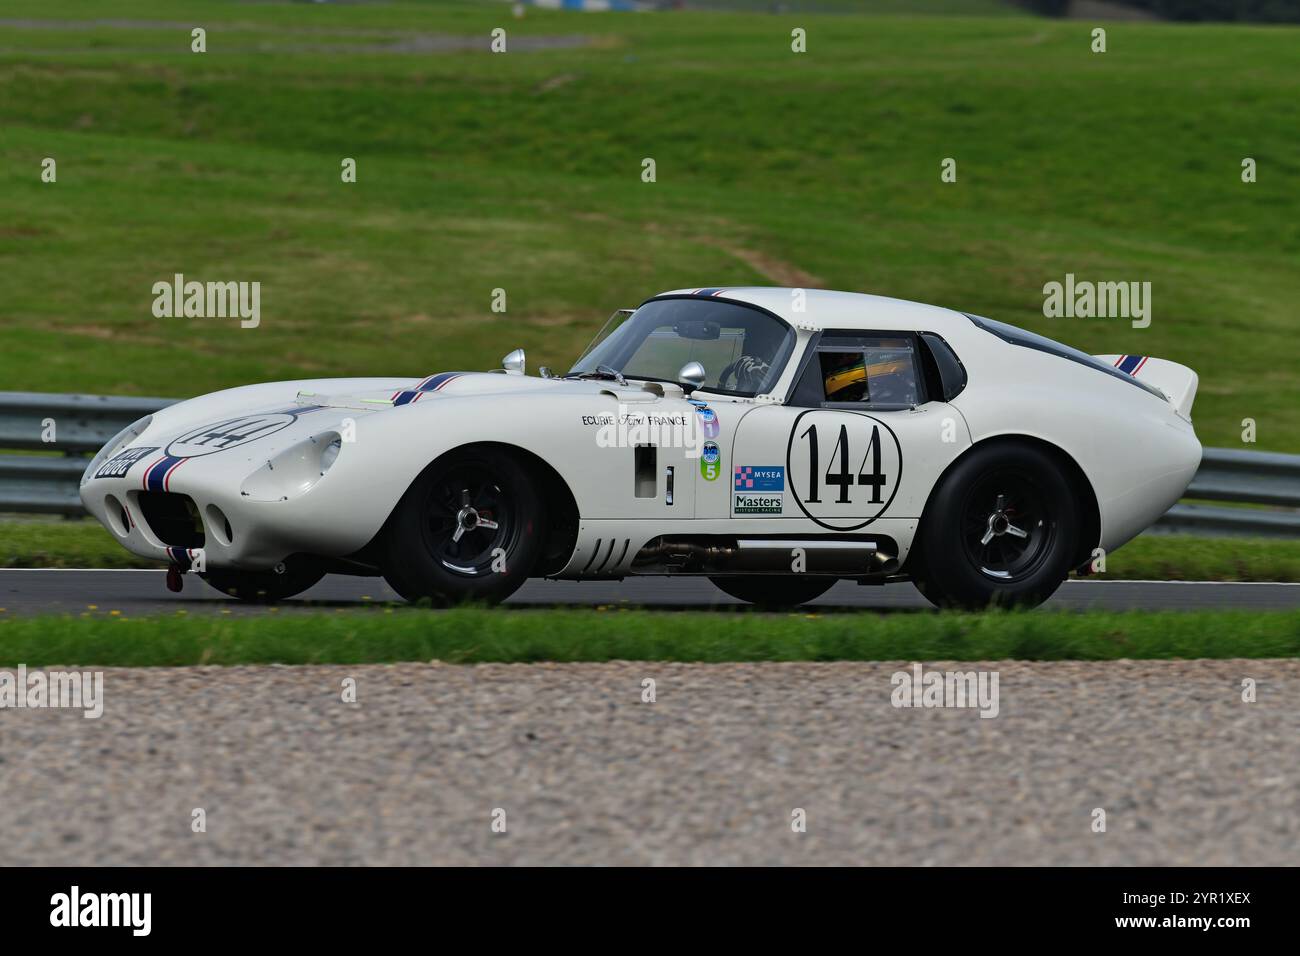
[136,492,205,548]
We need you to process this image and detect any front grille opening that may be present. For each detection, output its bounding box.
[138,492,205,548]
[103,494,130,537]
[205,504,234,545]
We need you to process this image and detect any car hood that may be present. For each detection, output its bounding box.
[129,371,692,470]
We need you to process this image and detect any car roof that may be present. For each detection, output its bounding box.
[652,287,971,334]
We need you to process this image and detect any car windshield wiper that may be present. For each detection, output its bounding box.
[566,365,627,385]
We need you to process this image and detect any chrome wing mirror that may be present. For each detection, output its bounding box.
[501,348,526,376]
[678,361,706,395]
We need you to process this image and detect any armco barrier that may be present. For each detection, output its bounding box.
[0,391,1296,534]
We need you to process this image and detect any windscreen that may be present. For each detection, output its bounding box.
[569,297,795,396]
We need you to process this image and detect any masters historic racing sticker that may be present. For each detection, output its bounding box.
[733,464,784,515]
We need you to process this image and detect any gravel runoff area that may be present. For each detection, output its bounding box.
[2,659,1297,866]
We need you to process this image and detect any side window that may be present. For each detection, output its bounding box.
[791,334,922,408]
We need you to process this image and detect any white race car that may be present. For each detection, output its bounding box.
[81,288,1201,609]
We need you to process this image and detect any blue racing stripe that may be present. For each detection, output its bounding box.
[392,372,463,406]
[144,455,185,492]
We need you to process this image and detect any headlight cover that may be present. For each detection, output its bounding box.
[319,437,343,475]
[239,432,343,502]
[81,415,153,486]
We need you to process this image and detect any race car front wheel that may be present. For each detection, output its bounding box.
[913,442,1078,610]
[709,575,837,609]
[381,447,544,606]
[200,558,324,603]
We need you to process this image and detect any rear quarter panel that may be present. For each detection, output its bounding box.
[945,324,1201,552]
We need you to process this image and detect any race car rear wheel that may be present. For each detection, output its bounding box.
[381,447,544,606]
[200,558,324,603]
[913,442,1078,610]
[709,575,837,609]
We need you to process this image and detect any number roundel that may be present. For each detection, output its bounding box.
[785,409,903,530]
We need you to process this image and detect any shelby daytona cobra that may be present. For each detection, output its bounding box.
[81,288,1201,609]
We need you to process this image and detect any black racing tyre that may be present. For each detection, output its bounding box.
[709,575,837,609]
[381,447,544,607]
[913,442,1078,610]
[200,558,324,603]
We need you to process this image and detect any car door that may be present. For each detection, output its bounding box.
[582,386,700,519]
[729,330,971,530]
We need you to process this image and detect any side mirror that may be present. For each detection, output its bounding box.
[501,348,525,375]
[678,361,706,395]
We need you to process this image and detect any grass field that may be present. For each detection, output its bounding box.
[1,606,1298,666]
[1,1,1297,452]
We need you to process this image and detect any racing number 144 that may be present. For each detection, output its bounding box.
[799,423,887,505]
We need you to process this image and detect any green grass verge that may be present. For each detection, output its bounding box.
[0,2,1297,450]
[1097,534,1300,582]
[1,518,160,569]
[4,518,1298,581]
[1,607,1297,666]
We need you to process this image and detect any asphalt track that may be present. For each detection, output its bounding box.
[1,569,1297,615]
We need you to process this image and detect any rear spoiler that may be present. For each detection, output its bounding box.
[1094,355,1198,420]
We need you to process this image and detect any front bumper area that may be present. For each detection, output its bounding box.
[80,451,385,572]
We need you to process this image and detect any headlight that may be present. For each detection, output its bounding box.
[240,432,343,502]
[81,415,153,485]
[319,437,342,475]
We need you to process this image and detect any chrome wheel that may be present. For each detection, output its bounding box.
[421,466,518,576]
[960,471,1054,582]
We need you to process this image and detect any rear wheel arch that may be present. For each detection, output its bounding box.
[909,434,1100,574]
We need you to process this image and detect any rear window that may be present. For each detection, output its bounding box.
[963,313,1165,400]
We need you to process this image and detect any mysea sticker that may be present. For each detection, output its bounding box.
[734,465,784,492]
[733,465,784,514]
[700,441,720,481]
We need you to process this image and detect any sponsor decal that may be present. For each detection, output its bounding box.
[700,441,720,481]
[585,405,704,455]
[165,414,297,459]
[734,493,783,515]
[692,402,720,439]
[733,465,784,513]
[94,446,158,480]
[734,465,785,492]
[582,412,691,428]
